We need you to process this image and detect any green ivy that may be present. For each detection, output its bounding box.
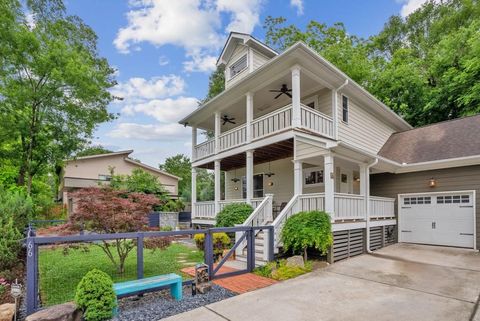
[281,211,333,260]
[75,269,117,321]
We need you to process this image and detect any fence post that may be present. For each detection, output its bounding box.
[26,235,38,315]
[204,231,214,280]
[246,228,255,272]
[137,232,144,279]
[268,226,274,261]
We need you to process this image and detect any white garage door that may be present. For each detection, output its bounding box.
[399,191,476,249]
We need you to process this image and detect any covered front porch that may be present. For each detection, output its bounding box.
[191,139,395,225]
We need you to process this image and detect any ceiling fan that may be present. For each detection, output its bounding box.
[269,84,292,99]
[222,115,236,125]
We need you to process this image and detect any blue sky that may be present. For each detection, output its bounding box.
[64,0,428,167]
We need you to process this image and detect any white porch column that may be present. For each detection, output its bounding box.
[214,111,221,154]
[324,153,335,220]
[293,160,303,195]
[246,150,254,204]
[214,160,221,214]
[246,92,254,143]
[191,167,197,217]
[291,65,301,127]
[191,126,197,160]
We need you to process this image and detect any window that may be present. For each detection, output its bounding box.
[342,95,349,123]
[98,174,112,181]
[242,174,264,198]
[303,167,324,187]
[437,194,470,204]
[404,196,431,205]
[229,54,247,78]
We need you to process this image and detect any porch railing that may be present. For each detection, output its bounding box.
[219,124,247,151]
[251,104,292,140]
[334,193,365,221]
[300,104,334,138]
[193,198,264,221]
[193,139,215,160]
[370,196,396,219]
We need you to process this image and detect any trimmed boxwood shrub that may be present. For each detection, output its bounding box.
[75,269,117,321]
[215,203,253,227]
[281,210,333,260]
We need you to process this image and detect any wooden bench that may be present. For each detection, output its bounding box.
[113,273,183,314]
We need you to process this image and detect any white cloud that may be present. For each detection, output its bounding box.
[114,0,264,72]
[111,75,185,101]
[290,0,303,16]
[183,51,217,72]
[108,123,190,140]
[398,0,440,17]
[121,96,198,122]
[114,0,222,54]
[158,55,169,66]
[216,0,263,33]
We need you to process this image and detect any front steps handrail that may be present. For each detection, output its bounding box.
[271,194,299,248]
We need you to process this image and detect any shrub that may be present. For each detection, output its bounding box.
[215,203,253,227]
[0,213,21,271]
[75,269,116,321]
[194,233,231,256]
[281,211,333,260]
[144,236,173,252]
[253,259,312,280]
[0,186,33,231]
[161,199,185,212]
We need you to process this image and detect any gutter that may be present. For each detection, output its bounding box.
[365,158,378,253]
[332,79,349,139]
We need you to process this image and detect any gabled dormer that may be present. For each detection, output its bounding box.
[217,32,278,89]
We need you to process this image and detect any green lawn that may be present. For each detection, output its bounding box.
[39,242,204,306]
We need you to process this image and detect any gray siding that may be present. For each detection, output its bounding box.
[371,165,480,248]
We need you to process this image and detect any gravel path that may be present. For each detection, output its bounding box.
[112,284,236,321]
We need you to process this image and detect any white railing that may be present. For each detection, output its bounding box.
[300,104,334,138]
[252,104,292,140]
[298,193,325,212]
[193,139,215,161]
[334,193,365,221]
[370,196,395,219]
[193,201,215,219]
[219,124,247,151]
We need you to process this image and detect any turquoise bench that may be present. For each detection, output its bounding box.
[113,273,183,314]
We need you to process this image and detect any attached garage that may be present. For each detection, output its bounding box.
[398,191,476,249]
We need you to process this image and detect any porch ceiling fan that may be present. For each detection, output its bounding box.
[222,114,236,125]
[269,84,292,99]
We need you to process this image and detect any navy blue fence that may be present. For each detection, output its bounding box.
[25,225,274,315]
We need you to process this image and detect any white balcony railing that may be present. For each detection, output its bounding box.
[370,196,396,219]
[192,103,334,161]
[251,104,292,140]
[334,193,365,221]
[193,198,264,221]
[219,124,247,151]
[300,104,334,138]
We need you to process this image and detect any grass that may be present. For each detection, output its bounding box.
[39,241,204,306]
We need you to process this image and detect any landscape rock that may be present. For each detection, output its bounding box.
[25,302,82,321]
[0,303,15,321]
[286,255,305,268]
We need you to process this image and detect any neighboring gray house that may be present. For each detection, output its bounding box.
[59,150,180,215]
[179,32,478,262]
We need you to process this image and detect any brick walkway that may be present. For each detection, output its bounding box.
[181,264,277,294]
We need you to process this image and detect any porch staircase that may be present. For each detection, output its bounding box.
[236,228,271,266]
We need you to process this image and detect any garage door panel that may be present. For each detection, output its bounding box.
[399,192,474,249]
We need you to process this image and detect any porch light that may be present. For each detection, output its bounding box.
[231,169,240,183]
[268,181,274,187]
[429,178,436,188]
[265,162,275,178]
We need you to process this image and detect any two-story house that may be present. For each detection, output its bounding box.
[59,150,180,215]
[180,32,479,262]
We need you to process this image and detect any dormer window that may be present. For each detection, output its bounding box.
[229,54,247,78]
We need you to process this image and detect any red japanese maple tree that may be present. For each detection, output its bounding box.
[70,187,160,273]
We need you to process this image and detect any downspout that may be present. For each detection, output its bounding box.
[365,158,378,253]
[332,79,349,140]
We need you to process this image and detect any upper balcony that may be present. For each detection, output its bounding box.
[193,102,333,161]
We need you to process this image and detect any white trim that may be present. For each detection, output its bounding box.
[398,190,476,250]
[123,158,181,180]
[395,155,480,173]
[67,150,133,161]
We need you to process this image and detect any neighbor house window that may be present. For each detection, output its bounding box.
[98,174,112,181]
[342,95,349,123]
[229,54,247,78]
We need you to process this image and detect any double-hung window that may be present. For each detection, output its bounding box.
[342,95,349,123]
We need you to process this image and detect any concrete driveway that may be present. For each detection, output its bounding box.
[164,244,480,321]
